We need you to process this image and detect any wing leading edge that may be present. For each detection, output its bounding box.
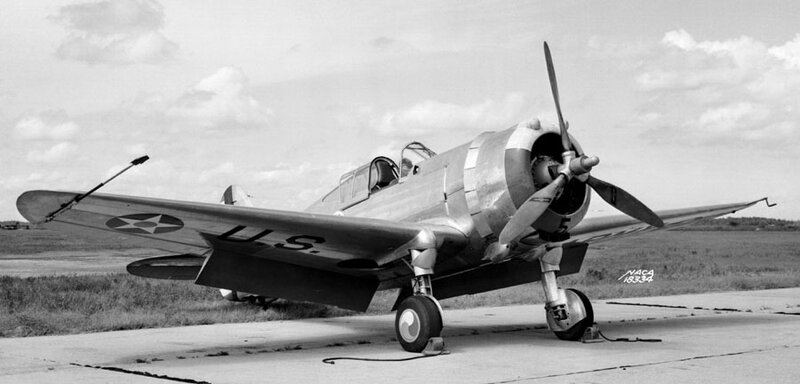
[569,198,771,244]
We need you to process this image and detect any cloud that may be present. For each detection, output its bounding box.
[253,162,313,182]
[248,161,354,210]
[138,160,352,211]
[369,36,417,53]
[660,29,696,51]
[346,92,529,139]
[100,158,351,212]
[124,143,147,155]
[52,0,178,65]
[370,37,398,49]
[26,142,78,163]
[689,102,770,138]
[118,67,272,130]
[13,112,80,140]
[768,34,800,70]
[198,161,236,183]
[166,67,273,128]
[633,30,800,148]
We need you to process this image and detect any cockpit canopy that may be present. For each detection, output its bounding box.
[317,142,437,210]
[338,156,399,204]
[320,156,399,209]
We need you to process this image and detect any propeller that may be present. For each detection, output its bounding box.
[586,175,664,227]
[544,42,571,153]
[486,42,663,260]
[499,174,565,244]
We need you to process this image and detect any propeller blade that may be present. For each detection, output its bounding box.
[499,175,567,244]
[586,175,665,227]
[544,41,570,152]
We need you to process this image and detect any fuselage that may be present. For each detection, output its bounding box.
[306,120,592,277]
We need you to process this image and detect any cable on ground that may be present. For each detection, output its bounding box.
[597,329,662,343]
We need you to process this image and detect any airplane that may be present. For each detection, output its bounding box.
[16,42,772,353]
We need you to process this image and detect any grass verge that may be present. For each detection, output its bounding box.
[2,230,799,337]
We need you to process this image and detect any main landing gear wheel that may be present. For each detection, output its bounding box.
[395,295,443,352]
[549,288,594,341]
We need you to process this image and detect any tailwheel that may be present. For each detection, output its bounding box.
[395,295,443,352]
[547,288,594,341]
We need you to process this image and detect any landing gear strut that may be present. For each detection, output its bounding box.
[394,248,443,352]
[539,246,593,340]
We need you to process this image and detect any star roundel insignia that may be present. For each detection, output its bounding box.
[105,214,184,235]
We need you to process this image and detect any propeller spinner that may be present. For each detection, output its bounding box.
[489,42,663,258]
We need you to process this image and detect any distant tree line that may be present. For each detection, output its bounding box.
[0,221,34,230]
[675,217,800,232]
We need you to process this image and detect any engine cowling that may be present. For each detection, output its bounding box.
[464,119,590,247]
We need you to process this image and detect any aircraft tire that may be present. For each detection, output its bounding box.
[552,288,594,341]
[395,295,442,352]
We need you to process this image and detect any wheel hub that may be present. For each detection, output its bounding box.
[398,309,421,342]
[546,289,588,332]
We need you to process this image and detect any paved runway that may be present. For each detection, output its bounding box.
[3,288,799,383]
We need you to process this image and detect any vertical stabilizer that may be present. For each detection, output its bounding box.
[218,185,265,301]
[221,185,254,207]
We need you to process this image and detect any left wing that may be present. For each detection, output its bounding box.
[568,198,772,244]
[424,198,772,304]
[17,190,468,310]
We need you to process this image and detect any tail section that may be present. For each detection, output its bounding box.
[221,185,254,207]
[219,185,275,305]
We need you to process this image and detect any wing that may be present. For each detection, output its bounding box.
[568,198,771,244]
[17,190,468,310]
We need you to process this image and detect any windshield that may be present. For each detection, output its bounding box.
[400,142,437,178]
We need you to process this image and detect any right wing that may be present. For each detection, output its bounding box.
[17,190,468,310]
[17,190,467,265]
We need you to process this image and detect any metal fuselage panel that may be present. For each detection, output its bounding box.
[345,147,467,224]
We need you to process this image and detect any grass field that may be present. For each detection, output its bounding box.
[0,228,142,254]
[1,220,799,337]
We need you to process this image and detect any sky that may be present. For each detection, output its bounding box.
[2,0,799,221]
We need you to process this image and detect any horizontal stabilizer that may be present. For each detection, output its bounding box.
[196,246,378,311]
[127,254,206,280]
